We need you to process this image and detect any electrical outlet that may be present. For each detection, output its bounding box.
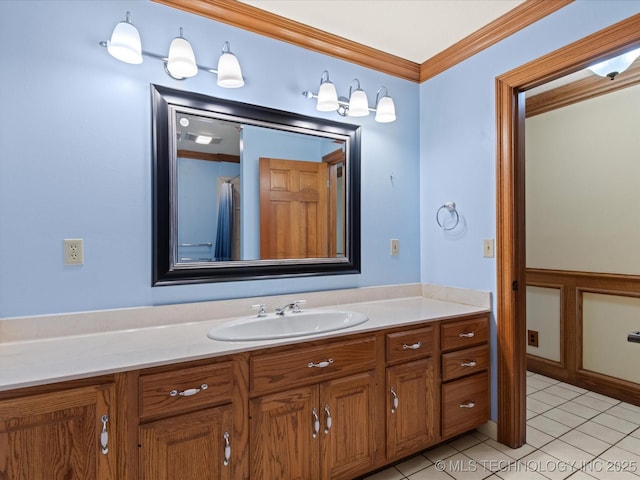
[64,239,84,265]
[390,239,399,256]
[528,329,539,347]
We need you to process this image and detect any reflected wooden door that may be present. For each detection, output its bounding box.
[259,158,328,259]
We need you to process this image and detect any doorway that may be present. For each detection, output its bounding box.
[495,14,640,448]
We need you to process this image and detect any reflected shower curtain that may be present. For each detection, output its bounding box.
[214,182,233,261]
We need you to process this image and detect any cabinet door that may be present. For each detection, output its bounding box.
[319,371,377,480]
[0,384,116,480]
[139,405,233,480]
[250,386,319,480]
[386,358,436,459]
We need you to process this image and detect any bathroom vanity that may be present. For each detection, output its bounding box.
[0,289,490,479]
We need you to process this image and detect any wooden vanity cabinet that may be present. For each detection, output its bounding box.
[136,360,239,480]
[0,381,116,480]
[440,315,490,439]
[385,326,438,460]
[249,335,378,480]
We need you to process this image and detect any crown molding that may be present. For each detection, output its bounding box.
[419,0,573,82]
[526,60,640,117]
[153,0,572,83]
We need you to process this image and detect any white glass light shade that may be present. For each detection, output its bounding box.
[375,96,396,123]
[217,52,244,88]
[588,48,640,78]
[316,81,339,111]
[107,16,142,64]
[348,89,369,117]
[167,35,198,79]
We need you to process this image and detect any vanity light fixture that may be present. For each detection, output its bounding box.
[302,71,397,123]
[588,48,640,80]
[101,11,245,88]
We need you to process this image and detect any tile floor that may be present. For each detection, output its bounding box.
[362,371,640,480]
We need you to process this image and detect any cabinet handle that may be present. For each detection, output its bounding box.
[100,414,109,455]
[460,401,476,408]
[324,404,332,434]
[223,432,231,466]
[461,360,477,367]
[458,331,475,338]
[307,358,333,368]
[402,341,422,350]
[169,384,208,397]
[312,408,320,439]
[390,387,398,414]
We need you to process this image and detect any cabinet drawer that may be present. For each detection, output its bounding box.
[440,315,488,352]
[139,362,233,419]
[442,345,489,381]
[441,372,489,438]
[386,326,433,363]
[251,336,376,395]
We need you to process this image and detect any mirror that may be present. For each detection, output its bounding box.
[152,84,361,285]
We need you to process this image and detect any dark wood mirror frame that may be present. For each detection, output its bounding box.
[151,84,361,285]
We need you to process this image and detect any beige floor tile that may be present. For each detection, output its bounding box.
[591,412,638,434]
[567,472,597,480]
[526,425,555,448]
[584,391,620,405]
[606,404,640,425]
[527,376,553,392]
[496,464,553,480]
[528,415,573,438]
[395,454,432,477]
[615,434,640,457]
[618,402,640,414]
[572,395,616,412]
[407,463,459,479]
[598,445,640,467]
[540,439,594,466]
[448,433,483,452]
[423,443,458,463]
[529,390,567,408]
[462,442,515,471]
[527,409,538,420]
[519,450,576,480]
[362,466,405,480]
[555,382,588,395]
[544,384,583,400]
[576,420,627,445]
[484,438,536,460]
[543,407,587,429]
[558,400,603,419]
[435,452,492,480]
[632,428,640,439]
[528,397,555,414]
[530,373,559,385]
[558,429,609,456]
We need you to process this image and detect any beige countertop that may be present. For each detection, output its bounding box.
[0,285,490,391]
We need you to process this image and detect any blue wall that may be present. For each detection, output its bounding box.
[0,0,420,317]
[420,0,640,419]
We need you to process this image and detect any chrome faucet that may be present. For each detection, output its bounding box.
[275,300,306,316]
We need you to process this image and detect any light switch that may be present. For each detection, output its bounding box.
[483,239,494,258]
[390,239,399,256]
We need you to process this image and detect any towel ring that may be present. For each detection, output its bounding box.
[436,201,459,231]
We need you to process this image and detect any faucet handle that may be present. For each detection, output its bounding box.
[251,304,267,317]
[292,300,306,312]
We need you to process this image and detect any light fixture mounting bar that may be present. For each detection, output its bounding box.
[99,41,221,76]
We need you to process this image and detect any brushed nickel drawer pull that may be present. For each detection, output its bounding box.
[312,407,320,438]
[324,404,332,434]
[402,341,422,350]
[308,358,334,368]
[390,387,398,414]
[461,360,477,367]
[458,331,475,338]
[169,383,208,397]
[460,401,476,408]
[223,432,231,466]
[100,414,109,455]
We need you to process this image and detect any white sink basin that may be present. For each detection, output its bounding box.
[207,309,369,341]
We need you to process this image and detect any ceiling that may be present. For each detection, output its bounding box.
[238,0,526,64]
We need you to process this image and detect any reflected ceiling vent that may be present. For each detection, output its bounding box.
[184,132,222,144]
